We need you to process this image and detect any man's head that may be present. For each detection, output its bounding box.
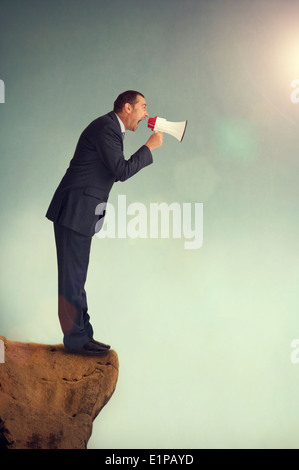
[114,90,149,131]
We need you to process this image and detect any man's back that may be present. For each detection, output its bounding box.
[46,110,152,236]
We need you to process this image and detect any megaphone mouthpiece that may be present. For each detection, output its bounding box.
[148,116,187,142]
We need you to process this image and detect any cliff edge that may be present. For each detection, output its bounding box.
[0,335,119,449]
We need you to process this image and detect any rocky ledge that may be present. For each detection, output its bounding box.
[0,335,118,449]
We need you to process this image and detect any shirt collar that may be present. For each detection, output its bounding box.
[115,113,125,134]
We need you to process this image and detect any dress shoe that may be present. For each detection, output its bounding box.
[68,339,110,356]
[90,337,111,349]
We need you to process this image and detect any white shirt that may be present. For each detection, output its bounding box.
[115,113,125,137]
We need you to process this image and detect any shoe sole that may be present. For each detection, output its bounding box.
[66,348,110,356]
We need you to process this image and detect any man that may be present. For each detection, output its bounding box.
[46,91,163,355]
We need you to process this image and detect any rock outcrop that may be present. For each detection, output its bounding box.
[0,335,118,449]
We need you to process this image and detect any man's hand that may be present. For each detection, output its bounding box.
[145,132,164,151]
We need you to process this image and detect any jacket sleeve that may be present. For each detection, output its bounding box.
[97,125,153,182]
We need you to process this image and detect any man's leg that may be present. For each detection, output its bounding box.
[54,222,93,350]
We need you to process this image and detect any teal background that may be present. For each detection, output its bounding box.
[1,0,299,448]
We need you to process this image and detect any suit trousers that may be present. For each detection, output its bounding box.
[54,222,94,350]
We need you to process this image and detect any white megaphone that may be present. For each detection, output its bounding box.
[148,116,187,142]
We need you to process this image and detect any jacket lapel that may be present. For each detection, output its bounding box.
[107,111,124,150]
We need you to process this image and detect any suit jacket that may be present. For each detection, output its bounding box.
[46,111,153,237]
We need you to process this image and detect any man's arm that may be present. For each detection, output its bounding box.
[97,126,163,182]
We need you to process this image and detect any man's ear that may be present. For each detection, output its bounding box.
[124,102,132,114]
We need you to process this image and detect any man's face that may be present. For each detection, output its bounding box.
[127,95,149,131]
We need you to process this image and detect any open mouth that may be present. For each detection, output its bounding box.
[138,117,146,124]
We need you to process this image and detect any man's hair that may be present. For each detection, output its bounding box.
[113,90,144,113]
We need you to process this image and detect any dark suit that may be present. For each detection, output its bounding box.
[46,111,153,349]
